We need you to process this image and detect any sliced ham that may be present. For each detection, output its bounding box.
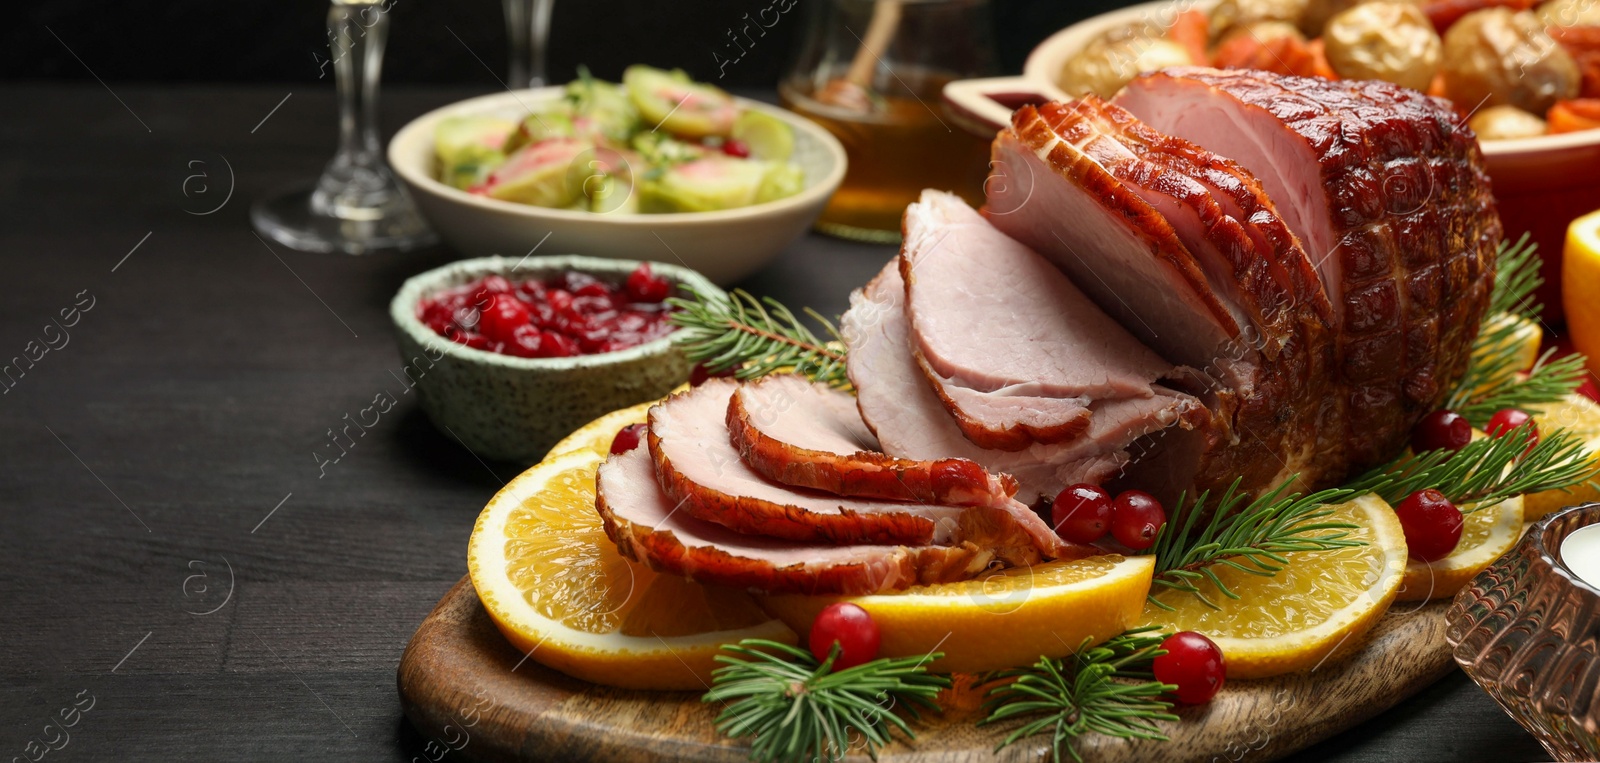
[1116,67,1499,468]
[898,191,1194,451]
[726,374,1020,508]
[648,379,1085,563]
[842,259,1205,503]
[984,106,1238,372]
[597,447,996,595]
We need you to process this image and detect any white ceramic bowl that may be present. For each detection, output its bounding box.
[942,0,1600,319]
[388,88,848,286]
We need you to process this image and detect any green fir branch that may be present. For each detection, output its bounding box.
[704,639,948,763]
[667,287,850,388]
[981,627,1178,763]
[1447,235,1588,425]
[1145,480,1364,610]
[1347,426,1600,511]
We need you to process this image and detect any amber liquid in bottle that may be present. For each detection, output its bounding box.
[780,73,993,242]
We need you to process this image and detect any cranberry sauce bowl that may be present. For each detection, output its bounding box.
[1446,502,1600,760]
[389,254,721,462]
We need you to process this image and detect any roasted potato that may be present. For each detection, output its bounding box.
[1467,103,1550,136]
[1539,0,1600,28]
[1442,8,1581,114]
[1324,2,1444,90]
[1210,0,1311,36]
[1302,0,1421,37]
[1060,25,1196,98]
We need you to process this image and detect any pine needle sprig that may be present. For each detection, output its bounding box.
[704,639,948,763]
[667,287,850,388]
[1446,234,1587,425]
[1144,479,1365,610]
[982,626,1178,763]
[1347,426,1600,511]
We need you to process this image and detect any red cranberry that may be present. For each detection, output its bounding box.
[1051,484,1114,544]
[555,271,600,293]
[1412,409,1472,453]
[1153,631,1226,705]
[610,424,647,455]
[808,602,880,671]
[503,324,545,358]
[546,289,574,314]
[540,331,579,358]
[478,294,533,343]
[1486,408,1539,451]
[689,362,740,387]
[625,263,673,303]
[1111,490,1166,551]
[478,275,513,294]
[1394,488,1464,562]
[574,281,611,299]
[721,138,751,158]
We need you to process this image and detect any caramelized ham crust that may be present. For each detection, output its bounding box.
[727,374,1020,508]
[598,448,996,595]
[1116,68,1498,470]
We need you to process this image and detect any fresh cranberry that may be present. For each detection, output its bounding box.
[1051,484,1114,544]
[574,281,612,299]
[610,424,647,455]
[477,294,533,343]
[1111,490,1166,551]
[1394,488,1464,562]
[1412,409,1472,453]
[540,331,579,357]
[503,324,545,358]
[546,288,574,314]
[516,278,547,301]
[451,330,493,351]
[478,275,514,294]
[689,362,740,387]
[625,263,673,303]
[572,295,614,315]
[721,138,751,158]
[808,602,880,671]
[1153,631,1226,705]
[1486,408,1539,451]
[555,271,600,294]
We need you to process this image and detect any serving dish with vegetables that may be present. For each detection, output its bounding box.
[387,68,846,284]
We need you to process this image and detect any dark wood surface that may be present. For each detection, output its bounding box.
[0,83,1549,762]
[399,579,1464,763]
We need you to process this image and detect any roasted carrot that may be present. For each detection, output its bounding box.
[1550,25,1600,99]
[1548,99,1600,133]
[1169,8,1212,66]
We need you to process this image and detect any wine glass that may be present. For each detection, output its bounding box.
[502,0,556,89]
[251,0,436,255]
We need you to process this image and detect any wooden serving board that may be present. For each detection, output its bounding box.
[398,578,1458,763]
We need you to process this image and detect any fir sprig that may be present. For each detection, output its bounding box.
[704,639,948,763]
[1145,480,1364,610]
[667,287,849,388]
[981,626,1178,763]
[1347,425,1600,511]
[1446,235,1587,426]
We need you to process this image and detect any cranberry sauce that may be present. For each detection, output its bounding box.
[417,263,679,358]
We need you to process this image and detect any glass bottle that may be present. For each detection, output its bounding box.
[780,0,998,243]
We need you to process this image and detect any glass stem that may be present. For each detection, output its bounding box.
[330,0,388,171]
[502,0,555,89]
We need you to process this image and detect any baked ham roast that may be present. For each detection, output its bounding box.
[593,67,1499,596]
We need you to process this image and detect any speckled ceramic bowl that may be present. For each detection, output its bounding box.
[390,255,720,462]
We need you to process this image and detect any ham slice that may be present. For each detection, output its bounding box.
[727,374,1020,508]
[898,191,1192,451]
[985,107,1238,372]
[1116,68,1499,469]
[597,447,995,595]
[843,259,1205,503]
[648,379,1085,563]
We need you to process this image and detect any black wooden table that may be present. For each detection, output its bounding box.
[0,84,1549,762]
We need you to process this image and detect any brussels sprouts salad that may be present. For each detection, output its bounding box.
[434,66,805,214]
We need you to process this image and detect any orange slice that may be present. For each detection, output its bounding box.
[467,401,794,690]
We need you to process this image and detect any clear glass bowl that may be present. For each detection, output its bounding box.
[1447,501,1600,760]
